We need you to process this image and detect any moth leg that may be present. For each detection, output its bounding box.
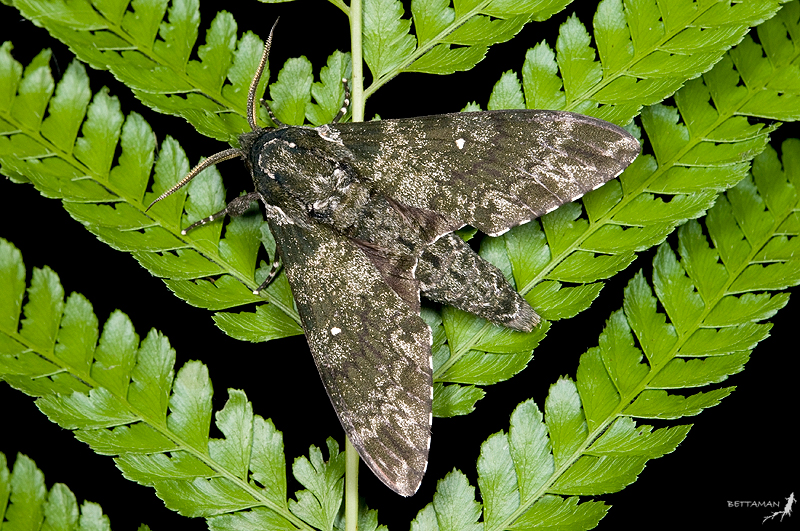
[331,77,351,124]
[181,191,261,235]
[253,258,283,294]
[260,99,285,128]
[417,233,540,331]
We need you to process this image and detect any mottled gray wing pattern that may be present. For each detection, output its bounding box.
[331,110,640,236]
[269,220,433,497]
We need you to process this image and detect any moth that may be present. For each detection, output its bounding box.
[149,24,640,496]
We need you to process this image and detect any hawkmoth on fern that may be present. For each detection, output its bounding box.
[150,22,640,496]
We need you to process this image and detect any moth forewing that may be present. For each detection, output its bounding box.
[150,29,640,496]
[337,110,641,237]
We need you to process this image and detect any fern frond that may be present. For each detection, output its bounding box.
[19,0,777,132]
[363,0,786,108]
[10,0,352,141]
[10,0,251,142]
[416,138,800,529]
[8,0,541,135]
[0,44,303,342]
[484,0,788,125]
[0,453,117,529]
[361,0,547,96]
[432,3,799,414]
[0,238,369,529]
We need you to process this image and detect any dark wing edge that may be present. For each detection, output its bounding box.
[269,220,433,496]
[337,110,641,236]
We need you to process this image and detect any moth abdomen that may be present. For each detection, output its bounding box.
[417,233,539,331]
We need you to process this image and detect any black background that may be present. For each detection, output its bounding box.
[1,1,797,529]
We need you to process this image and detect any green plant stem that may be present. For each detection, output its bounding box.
[350,0,365,123]
[345,2,364,530]
[328,0,350,15]
[345,436,360,530]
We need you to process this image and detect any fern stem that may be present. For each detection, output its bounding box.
[350,0,365,123]
[345,1,364,527]
[345,436,360,530]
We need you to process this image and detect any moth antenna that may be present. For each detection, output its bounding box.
[248,18,279,131]
[146,148,241,211]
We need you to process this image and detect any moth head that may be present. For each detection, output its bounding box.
[146,20,280,211]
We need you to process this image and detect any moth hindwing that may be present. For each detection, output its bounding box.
[149,27,640,497]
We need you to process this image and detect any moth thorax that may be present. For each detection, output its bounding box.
[249,129,361,223]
